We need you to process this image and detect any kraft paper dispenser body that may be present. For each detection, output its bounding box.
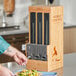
[26,5,63,71]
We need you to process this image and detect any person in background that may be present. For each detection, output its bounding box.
[0,36,27,76]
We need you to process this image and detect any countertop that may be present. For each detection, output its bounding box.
[63,53,76,76]
[1,24,76,36]
[1,53,76,76]
[64,23,76,29]
[53,53,76,76]
[0,25,29,35]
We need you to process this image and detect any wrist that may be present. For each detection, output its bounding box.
[3,46,17,57]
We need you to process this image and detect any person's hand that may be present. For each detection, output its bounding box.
[4,46,27,65]
[13,49,28,65]
[0,66,14,76]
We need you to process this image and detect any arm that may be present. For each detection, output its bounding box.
[4,46,17,57]
[0,36,27,65]
[4,46,27,65]
[0,36,10,55]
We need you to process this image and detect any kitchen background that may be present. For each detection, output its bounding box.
[0,0,76,63]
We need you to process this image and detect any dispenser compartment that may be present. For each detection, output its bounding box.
[37,13,42,44]
[44,13,49,45]
[30,12,36,43]
[27,44,47,61]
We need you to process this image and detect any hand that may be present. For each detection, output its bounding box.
[0,66,14,76]
[4,46,27,65]
[13,50,28,65]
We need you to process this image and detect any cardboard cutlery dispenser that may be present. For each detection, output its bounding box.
[26,5,63,72]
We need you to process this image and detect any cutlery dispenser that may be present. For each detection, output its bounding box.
[26,6,63,71]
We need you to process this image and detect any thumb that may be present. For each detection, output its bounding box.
[8,70,14,76]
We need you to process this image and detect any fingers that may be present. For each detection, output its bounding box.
[13,55,22,65]
[12,49,28,65]
[21,57,28,65]
[19,55,28,64]
[16,52,28,65]
[18,56,28,65]
[9,70,14,76]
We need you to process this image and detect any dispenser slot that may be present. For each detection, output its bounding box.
[37,13,42,44]
[44,13,49,45]
[30,12,36,43]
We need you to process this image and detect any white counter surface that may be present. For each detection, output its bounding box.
[64,53,76,76]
